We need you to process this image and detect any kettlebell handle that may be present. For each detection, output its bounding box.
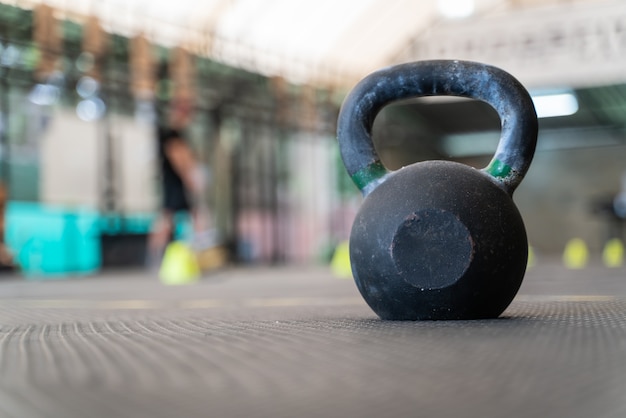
[337,60,538,196]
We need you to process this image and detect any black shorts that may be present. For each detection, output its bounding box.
[163,185,190,212]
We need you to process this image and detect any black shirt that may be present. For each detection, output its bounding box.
[158,127,191,212]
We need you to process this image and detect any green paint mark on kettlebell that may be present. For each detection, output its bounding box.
[351,161,388,192]
[485,158,512,179]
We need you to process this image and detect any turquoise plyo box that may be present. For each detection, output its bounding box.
[5,202,101,278]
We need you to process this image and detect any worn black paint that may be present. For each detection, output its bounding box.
[337,60,538,196]
[337,60,538,320]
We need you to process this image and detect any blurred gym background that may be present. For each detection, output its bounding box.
[0,0,624,278]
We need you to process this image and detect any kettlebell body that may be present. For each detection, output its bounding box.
[351,161,527,320]
[337,60,538,320]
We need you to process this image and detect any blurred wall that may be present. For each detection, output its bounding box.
[40,109,100,208]
[40,109,157,213]
[109,115,158,213]
[515,145,625,254]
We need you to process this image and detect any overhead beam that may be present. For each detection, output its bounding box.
[395,0,626,89]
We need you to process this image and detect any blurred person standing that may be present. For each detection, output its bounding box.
[146,98,205,271]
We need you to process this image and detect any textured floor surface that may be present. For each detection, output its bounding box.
[0,261,625,418]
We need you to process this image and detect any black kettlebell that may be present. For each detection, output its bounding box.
[337,60,538,320]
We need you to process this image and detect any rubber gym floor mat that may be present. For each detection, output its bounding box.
[0,292,625,418]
